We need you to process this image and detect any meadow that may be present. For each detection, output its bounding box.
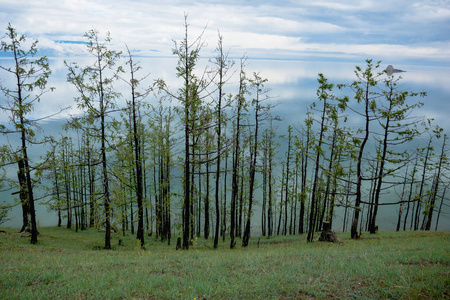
[0,227,449,299]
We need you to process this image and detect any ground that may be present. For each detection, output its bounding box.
[0,227,449,299]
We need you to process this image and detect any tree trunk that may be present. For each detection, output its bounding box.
[370,97,393,233]
[205,158,210,239]
[230,60,245,247]
[18,159,30,233]
[128,53,145,247]
[434,186,447,231]
[242,76,262,247]
[284,126,292,235]
[307,106,327,242]
[351,80,371,240]
[425,135,446,230]
[414,138,431,230]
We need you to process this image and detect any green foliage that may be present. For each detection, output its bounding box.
[0,24,52,138]
[65,29,122,120]
[0,24,55,244]
[0,202,11,225]
[1,24,51,92]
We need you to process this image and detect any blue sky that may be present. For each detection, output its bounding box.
[1,0,449,64]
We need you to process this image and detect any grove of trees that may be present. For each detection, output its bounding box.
[1,20,448,249]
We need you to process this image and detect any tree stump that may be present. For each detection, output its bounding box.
[318,222,341,243]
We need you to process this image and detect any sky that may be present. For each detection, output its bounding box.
[1,0,450,64]
[1,1,450,230]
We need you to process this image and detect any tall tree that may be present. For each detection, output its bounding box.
[148,99,176,243]
[66,29,122,249]
[0,24,53,244]
[260,115,278,237]
[284,125,293,235]
[212,32,234,248]
[341,60,381,239]
[306,74,335,242]
[155,15,211,250]
[413,133,434,230]
[424,132,446,230]
[230,57,248,248]
[242,72,269,247]
[122,46,151,248]
[367,72,425,233]
[297,117,312,235]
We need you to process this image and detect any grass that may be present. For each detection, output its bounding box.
[0,227,449,299]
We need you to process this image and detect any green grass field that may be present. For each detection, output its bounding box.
[0,227,449,299]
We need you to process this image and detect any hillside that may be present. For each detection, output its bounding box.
[1,227,449,299]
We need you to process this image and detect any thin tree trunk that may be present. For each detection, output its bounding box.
[307,105,327,242]
[127,51,145,247]
[425,135,446,230]
[205,158,210,239]
[222,148,228,242]
[299,131,309,235]
[230,60,245,247]
[268,138,274,237]
[404,157,418,231]
[278,167,284,236]
[397,167,409,231]
[435,185,447,231]
[18,159,30,233]
[414,138,432,230]
[370,95,393,233]
[242,86,261,247]
[351,80,371,240]
[99,57,111,250]
[238,161,244,238]
[284,126,292,235]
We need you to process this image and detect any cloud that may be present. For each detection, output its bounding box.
[0,0,449,63]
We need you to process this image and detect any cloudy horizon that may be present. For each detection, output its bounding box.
[1,0,449,64]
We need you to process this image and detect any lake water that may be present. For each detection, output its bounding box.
[1,56,449,232]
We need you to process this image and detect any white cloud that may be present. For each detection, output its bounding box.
[0,0,449,62]
[306,0,374,11]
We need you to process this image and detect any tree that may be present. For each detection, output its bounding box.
[242,72,270,247]
[297,117,313,235]
[424,133,446,230]
[122,46,150,248]
[260,115,278,237]
[0,24,53,244]
[306,74,336,243]
[66,29,122,249]
[413,131,435,230]
[434,183,448,231]
[341,60,381,239]
[0,150,11,225]
[211,32,234,249]
[283,125,293,235]
[402,155,419,231]
[367,72,425,234]
[0,147,10,225]
[155,15,211,250]
[230,56,248,248]
[148,99,176,243]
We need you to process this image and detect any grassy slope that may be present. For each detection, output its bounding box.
[0,227,449,299]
